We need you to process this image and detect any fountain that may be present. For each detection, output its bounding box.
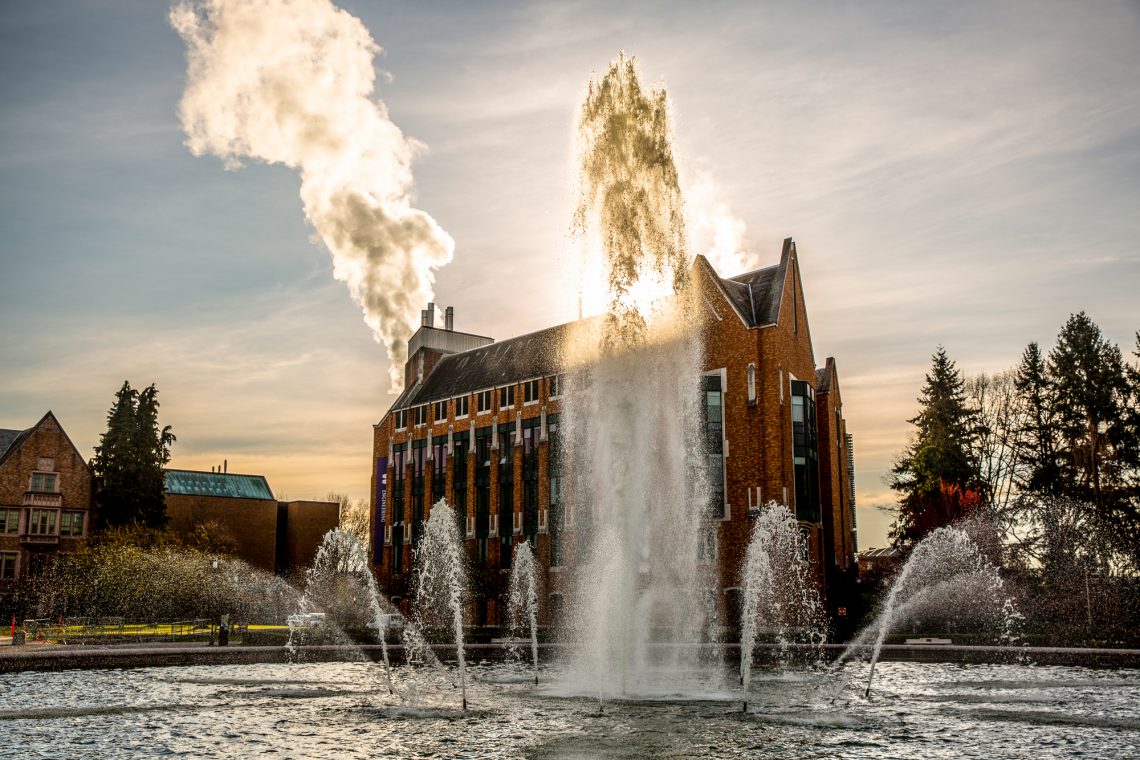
[507,540,541,685]
[835,521,1019,697]
[290,529,395,694]
[412,499,469,710]
[559,52,718,701]
[739,502,824,711]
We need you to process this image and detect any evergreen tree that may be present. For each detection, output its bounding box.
[1013,342,1062,494]
[889,347,983,549]
[1048,313,1129,509]
[91,381,176,529]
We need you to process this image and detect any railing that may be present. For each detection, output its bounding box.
[23,491,62,508]
[19,533,59,546]
[22,617,220,643]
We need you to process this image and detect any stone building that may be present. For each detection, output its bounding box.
[369,239,858,625]
[164,469,339,575]
[0,412,93,607]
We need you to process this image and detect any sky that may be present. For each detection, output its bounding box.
[1,0,1138,549]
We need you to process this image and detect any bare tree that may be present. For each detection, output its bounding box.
[967,369,1029,515]
[326,491,370,545]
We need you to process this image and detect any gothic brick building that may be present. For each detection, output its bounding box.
[0,411,93,607]
[369,239,857,626]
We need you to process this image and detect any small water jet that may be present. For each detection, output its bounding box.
[294,529,395,694]
[739,502,824,712]
[413,499,469,710]
[508,540,541,686]
[836,522,1019,698]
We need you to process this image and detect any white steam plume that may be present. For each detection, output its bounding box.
[686,171,757,276]
[170,0,453,392]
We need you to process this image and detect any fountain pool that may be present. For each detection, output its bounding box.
[1,660,1136,757]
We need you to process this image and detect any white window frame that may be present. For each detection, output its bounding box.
[477,389,493,415]
[523,378,540,406]
[455,395,470,420]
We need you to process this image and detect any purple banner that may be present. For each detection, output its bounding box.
[375,456,388,561]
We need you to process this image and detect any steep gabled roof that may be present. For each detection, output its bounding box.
[0,428,29,464]
[386,239,800,414]
[0,411,89,471]
[721,237,794,328]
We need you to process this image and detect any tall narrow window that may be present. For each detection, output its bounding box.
[0,552,17,580]
[477,390,492,414]
[499,385,515,409]
[549,374,564,398]
[392,443,407,530]
[455,395,470,418]
[453,430,470,536]
[411,438,427,544]
[791,380,820,523]
[475,427,493,541]
[433,400,447,422]
[499,422,515,568]
[703,374,726,519]
[395,409,408,430]
[521,417,541,541]
[548,415,563,566]
[431,435,447,505]
[747,363,756,404]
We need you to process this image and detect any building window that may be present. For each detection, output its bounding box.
[395,410,408,430]
[455,395,470,419]
[59,511,85,537]
[431,436,447,505]
[521,417,541,540]
[499,385,515,410]
[548,415,563,566]
[0,552,17,580]
[392,442,407,528]
[477,390,492,414]
[30,472,58,493]
[475,427,493,539]
[28,509,58,535]
[523,379,540,405]
[434,400,447,422]
[791,380,820,523]
[698,527,718,564]
[453,430,470,535]
[0,509,19,534]
[549,374,564,398]
[413,405,428,427]
[747,363,756,404]
[411,438,428,543]
[499,423,515,569]
[392,525,404,574]
[703,374,726,519]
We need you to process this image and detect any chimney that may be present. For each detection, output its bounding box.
[421,309,428,326]
[426,302,436,328]
[444,306,454,331]
[224,459,228,474]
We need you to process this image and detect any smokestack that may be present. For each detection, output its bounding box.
[426,302,435,328]
[445,306,454,331]
[224,459,228,474]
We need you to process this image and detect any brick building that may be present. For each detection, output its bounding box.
[369,239,858,626]
[0,412,93,605]
[164,469,339,575]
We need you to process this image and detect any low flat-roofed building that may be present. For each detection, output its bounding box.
[164,469,338,575]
